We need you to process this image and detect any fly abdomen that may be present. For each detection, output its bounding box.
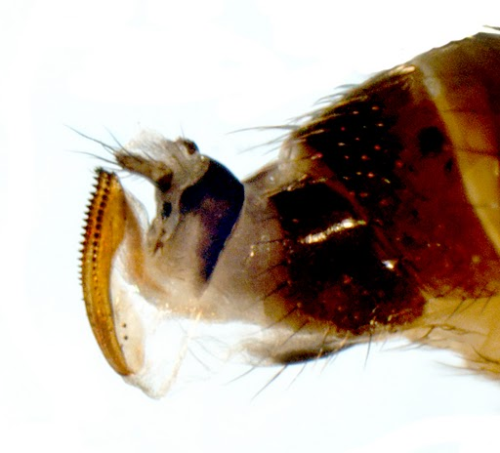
[279,31,500,372]
[81,31,500,396]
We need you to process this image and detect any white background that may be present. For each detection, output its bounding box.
[3,1,500,452]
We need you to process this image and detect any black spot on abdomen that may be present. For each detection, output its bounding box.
[418,126,445,156]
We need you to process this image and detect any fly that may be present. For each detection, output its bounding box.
[81,30,500,396]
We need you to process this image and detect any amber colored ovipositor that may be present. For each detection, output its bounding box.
[81,170,133,375]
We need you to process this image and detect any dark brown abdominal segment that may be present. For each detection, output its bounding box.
[269,180,424,334]
[269,33,500,340]
[81,170,132,376]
